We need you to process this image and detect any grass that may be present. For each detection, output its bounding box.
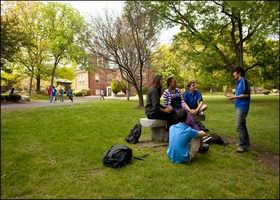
[29,93,49,101]
[1,95,279,199]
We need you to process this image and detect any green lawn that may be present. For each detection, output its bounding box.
[1,95,279,199]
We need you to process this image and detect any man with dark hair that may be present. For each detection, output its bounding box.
[183,80,207,117]
[226,67,251,153]
[167,109,209,164]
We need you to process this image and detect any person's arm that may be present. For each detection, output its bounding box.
[193,92,203,114]
[228,79,250,100]
[197,130,208,138]
[227,94,249,100]
[162,89,171,107]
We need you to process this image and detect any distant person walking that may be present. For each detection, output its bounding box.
[50,86,57,103]
[67,87,73,102]
[47,86,52,100]
[226,67,251,153]
[100,89,105,100]
[59,88,64,102]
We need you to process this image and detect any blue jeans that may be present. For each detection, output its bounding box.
[236,108,250,148]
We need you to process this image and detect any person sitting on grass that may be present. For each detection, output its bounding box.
[183,80,207,116]
[162,76,200,131]
[167,109,209,164]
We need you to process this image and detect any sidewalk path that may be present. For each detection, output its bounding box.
[1,95,141,112]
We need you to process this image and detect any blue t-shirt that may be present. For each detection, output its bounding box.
[51,89,57,96]
[167,123,199,163]
[235,77,250,112]
[183,90,203,109]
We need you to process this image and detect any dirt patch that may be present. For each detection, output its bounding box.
[137,139,168,148]
[224,136,279,174]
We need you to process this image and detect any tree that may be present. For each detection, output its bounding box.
[43,2,87,87]
[152,44,184,88]
[0,1,29,72]
[8,2,49,95]
[151,1,279,84]
[89,1,161,107]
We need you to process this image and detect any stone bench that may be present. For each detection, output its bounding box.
[139,118,168,143]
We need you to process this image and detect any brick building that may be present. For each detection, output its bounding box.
[74,63,154,96]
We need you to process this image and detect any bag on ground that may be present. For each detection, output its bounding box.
[125,122,142,144]
[205,134,227,145]
[102,144,148,168]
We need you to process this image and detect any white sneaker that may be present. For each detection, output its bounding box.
[199,111,204,115]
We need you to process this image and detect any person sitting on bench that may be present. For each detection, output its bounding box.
[145,75,178,132]
[183,80,207,116]
[162,76,200,131]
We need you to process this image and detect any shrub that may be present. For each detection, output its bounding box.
[111,80,121,95]
[1,94,5,101]
[263,90,270,95]
[73,91,83,97]
[73,89,90,97]
[9,94,22,102]
[81,89,90,96]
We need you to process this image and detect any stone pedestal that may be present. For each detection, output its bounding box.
[139,118,168,143]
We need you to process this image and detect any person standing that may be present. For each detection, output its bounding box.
[100,89,105,100]
[47,86,52,100]
[67,87,73,102]
[59,88,64,102]
[226,67,251,153]
[50,86,57,103]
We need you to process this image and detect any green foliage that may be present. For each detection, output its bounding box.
[111,80,122,95]
[2,93,22,102]
[152,1,279,88]
[0,2,30,70]
[9,94,21,102]
[73,89,90,97]
[152,45,184,88]
[1,94,6,101]
[1,97,279,198]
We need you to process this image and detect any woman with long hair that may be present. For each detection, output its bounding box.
[145,75,178,132]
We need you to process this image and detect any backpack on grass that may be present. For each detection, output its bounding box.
[102,144,148,168]
[125,122,142,144]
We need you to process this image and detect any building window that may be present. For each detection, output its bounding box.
[95,74,100,84]
[79,74,85,84]
[95,89,101,95]
[107,74,113,84]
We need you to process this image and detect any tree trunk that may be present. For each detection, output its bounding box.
[50,61,58,87]
[126,82,130,101]
[28,72,34,96]
[36,74,41,94]
[136,88,144,108]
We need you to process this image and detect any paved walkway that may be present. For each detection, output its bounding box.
[1,95,140,112]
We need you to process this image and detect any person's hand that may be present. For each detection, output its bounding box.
[227,95,235,100]
[165,106,173,113]
[190,109,197,115]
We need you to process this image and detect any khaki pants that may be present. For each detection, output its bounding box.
[188,138,202,163]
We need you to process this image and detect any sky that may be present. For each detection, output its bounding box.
[50,1,180,44]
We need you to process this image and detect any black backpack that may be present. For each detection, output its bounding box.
[125,122,142,144]
[102,144,148,168]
